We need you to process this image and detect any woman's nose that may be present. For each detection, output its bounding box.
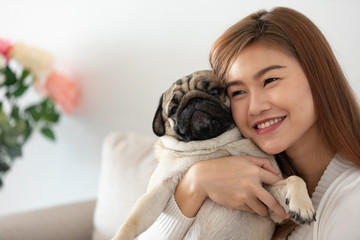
[248,91,271,116]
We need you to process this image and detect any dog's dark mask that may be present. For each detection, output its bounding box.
[153,71,235,142]
[174,92,234,141]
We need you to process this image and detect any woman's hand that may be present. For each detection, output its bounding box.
[174,156,288,219]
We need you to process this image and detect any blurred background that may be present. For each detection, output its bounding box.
[0,0,359,216]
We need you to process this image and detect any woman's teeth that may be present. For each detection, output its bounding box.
[257,117,284,129]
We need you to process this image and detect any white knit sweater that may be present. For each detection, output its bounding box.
[138,154,360,239]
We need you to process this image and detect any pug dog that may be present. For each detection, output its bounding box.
[112,70,316,240]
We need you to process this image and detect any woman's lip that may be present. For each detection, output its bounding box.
[253,116,286,135]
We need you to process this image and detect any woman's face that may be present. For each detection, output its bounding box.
[226,43,318,155]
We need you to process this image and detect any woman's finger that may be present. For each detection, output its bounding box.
[259,167,283,185]
[256,187,289,219]
[246,198,269,217]
[245,156,280,175]
[238,204,256,214]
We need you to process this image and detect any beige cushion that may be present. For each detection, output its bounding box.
[92,132,157,240]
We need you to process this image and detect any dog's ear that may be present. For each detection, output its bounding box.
[152,94,165,136]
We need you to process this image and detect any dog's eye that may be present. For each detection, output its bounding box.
[209,87,221,96]
[169,106,177,117]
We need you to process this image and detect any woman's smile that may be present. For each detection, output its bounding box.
[253,116,286,135]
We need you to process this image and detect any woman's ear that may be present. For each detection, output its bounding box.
[152,94,165,136]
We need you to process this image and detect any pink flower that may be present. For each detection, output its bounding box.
[43,71,81,114]
[0,38,13,60]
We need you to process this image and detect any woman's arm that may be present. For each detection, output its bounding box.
[175,155,289,219]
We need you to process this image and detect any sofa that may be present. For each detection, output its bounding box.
[0,132,158,240]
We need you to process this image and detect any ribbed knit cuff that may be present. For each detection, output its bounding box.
[157,195,195,239]
[136,195,194,240]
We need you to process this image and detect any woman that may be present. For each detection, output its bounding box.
[139,7,360,239]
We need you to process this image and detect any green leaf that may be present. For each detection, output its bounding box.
[4,66,17,86]
[25,105,41,122]
[42,112,60,122]
[0,161,10,172]
[19,69,31,84]
[0,111,12,132]
[11,106,19,120]
[22,119,32,142]
[5,92,12,100]
[14,119,27,135]
[41,128,55,141]
[42,98,55,112]
[3,132,17,147]
[6,145,22,159]
[13,85,29,98]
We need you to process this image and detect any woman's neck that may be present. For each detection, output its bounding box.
[285,126,335,195]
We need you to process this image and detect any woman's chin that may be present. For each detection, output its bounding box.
[257,143,285,155]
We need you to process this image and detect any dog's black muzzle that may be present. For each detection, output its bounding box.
[174,97,234,142]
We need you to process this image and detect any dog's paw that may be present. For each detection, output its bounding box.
[285,176,316,225]
[286,197,316,224]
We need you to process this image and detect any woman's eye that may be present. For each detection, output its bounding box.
[264,78,279,86]
[230,90,246,98]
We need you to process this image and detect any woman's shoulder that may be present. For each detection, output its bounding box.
[325,153,360,198]
[316,154,359,195]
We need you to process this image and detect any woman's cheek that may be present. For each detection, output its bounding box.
[231,103,250,137]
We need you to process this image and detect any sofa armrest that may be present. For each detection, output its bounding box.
[0,199,96,240]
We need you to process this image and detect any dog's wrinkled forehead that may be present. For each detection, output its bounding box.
[174,71,216,91]
[164,70,220,104]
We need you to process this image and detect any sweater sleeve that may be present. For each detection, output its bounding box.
[136,195,195,240]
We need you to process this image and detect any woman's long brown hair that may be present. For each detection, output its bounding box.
[209,7,360,239]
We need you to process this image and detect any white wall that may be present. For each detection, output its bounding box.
[0,0,359,216]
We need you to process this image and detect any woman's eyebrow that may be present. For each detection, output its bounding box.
[225,65,286,89]
[254,65,286,79]
[225,80,243,89]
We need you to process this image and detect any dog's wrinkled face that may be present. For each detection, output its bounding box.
[153,70,235,142]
